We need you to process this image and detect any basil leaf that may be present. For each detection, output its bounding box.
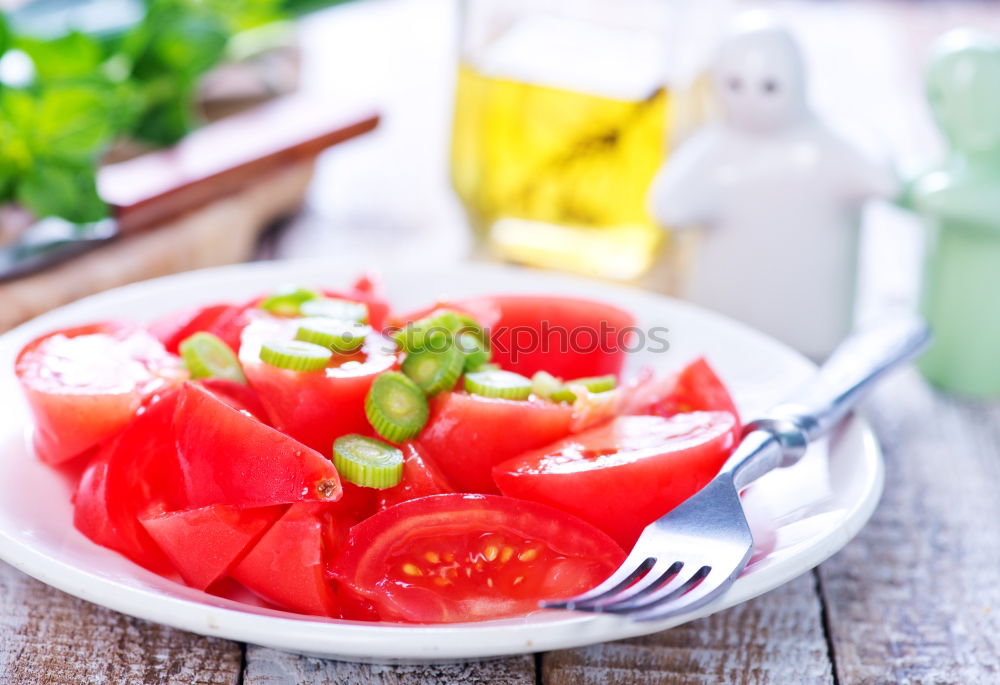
[16,161,108,223]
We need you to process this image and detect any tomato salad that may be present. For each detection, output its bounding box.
[14,277,741,624]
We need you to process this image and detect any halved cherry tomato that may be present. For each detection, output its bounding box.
[416,392,575,494]
[493,413,737,549]
[456,295,635,378]
[376,442,454,510]
[174,382,342,507]
[73,391,186,573]
[230,502,342,617]
[15,322,186,464]
[329,493,625,623]
[621,357,742,442]
[240,317,397,454]
[140,504,285,590]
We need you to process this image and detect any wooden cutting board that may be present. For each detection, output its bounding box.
[0,97,378,333]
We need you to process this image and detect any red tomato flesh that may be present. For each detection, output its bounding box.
[240,317,397,453]
[376,442,455,511]
[457,295,635,378]
[417,392,575,494]
[493,413,737,549]
[147,303,248,355]
[140,504,285,590]
[230,503,341,617]
[622,357,742,436]
[174,382,342,507]
[73,391,186,573]
[15,322,185,464]
[329,493,625,623]
[195,377,269,422]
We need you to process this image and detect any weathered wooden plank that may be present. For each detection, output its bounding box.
[0,561,242,685]
[542,573,832,685]
[243,647,536,685]
[818,373,1000,684]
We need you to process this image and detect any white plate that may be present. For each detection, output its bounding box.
[0,260,882,663]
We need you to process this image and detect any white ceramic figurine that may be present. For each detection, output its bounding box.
[650,13,897,359]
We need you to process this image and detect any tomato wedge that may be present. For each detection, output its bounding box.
[73,391,186,573]
[140,504,285,590]
[329,493,625,623]
[174,382,342,507]
[376,442,454,510]
[416,392,575,494]
[230,502,342,616]
[493,413,738,549]
[240,317,397,453]
[147,303,248,355]
[622,357,742,435]
[15,322,186,464]
[456,295,635,378]
[195,377,269,422]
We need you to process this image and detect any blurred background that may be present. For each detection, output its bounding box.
[1,0,999,370]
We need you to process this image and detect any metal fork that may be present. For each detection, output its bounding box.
[543,316,931,622]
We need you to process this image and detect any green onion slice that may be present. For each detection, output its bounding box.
[365,371,429,442]
[299,297,368,323]
[179,332,246,383]
[549,374,619,403]
[394,309,487,354]
[333,434,404,489]
[464,369,532,400]
[295,318,370,354]
[531,371,563,398]
[458,331,491,371]
[402,345,464,395]
[259,286,321,316]
[259,339,332,371]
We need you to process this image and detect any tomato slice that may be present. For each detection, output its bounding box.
[140,504,286,590]
[195,377,269,422]
[329,493,624,623]
[240,317,397,453]
[230,502,342,616]
[73,391,186,573]
[622,358,741,434]
[147,303,248,355]
[376,442,454,511]
[174,382,342,507]
[493,413,737,549]
[456,295,635,378]
[15,322,186,464]
[416,392,575,494]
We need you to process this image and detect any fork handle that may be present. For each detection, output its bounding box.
[723,315,931,489]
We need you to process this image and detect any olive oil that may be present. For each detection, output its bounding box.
[450,18,671,282]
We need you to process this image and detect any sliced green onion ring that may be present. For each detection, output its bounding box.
[333,434,404,489]
[365,371,429,442]
[464,369,532,400]
[179,332,246,383]
[295,318,370,354]
[299,297,368,323]
[402,345,465,395]
[259,286,321,316]
[259,339,332,371]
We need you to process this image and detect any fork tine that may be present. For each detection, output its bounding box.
[628,555,748,621]
[541,555,655,610]
[571,559,683,611]
[596,563,707,613]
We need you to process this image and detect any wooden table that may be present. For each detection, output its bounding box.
[3,1,1000,682]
